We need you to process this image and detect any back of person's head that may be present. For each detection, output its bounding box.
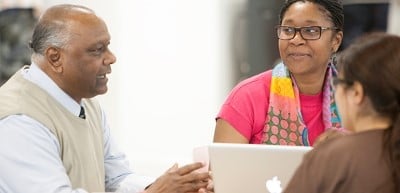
[279,0,343,31]
[30,4,95,56]
[337,32,400,192]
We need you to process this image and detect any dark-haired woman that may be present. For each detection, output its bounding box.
[284,32,400,193]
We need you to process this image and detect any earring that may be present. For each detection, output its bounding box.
[330,52,337,66]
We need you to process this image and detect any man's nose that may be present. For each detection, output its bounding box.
[105,49,117,65]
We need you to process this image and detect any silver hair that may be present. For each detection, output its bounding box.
[30,4,95,55]
[30,20,70,55]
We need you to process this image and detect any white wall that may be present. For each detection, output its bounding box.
[42,0,246,177]
[388,0,400,34]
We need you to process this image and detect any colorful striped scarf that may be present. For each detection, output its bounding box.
[263,62,342,146]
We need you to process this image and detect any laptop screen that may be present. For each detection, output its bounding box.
[206,143,312,193]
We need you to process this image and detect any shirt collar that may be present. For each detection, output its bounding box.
[22,63,83,117]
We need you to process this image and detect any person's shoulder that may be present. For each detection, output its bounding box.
[226,70,272,100]
[314,134,351,151]
[317,130,383,149]
[305,134,355,163]
[233,70,272,91]
[240,70,272,84]
[308,130,382,161]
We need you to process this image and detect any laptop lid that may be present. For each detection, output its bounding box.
[208,143,312,193]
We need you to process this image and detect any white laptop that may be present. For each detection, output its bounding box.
[205,143,312,193]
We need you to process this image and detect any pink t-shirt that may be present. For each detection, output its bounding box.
[217,70,324,146]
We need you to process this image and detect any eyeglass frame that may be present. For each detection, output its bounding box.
[276,25,339,40]
[331,77,353,88]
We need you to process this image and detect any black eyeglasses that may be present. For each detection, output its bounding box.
[331,77,353,88]
[276,26,339,40]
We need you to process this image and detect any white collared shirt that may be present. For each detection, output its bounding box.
[0,63,154,193]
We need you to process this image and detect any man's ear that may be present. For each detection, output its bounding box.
[46,47,63,73]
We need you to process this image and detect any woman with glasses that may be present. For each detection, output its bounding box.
[213,0,344,146]
[284,32,400,193]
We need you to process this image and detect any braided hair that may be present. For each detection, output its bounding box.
[279,0,343,31]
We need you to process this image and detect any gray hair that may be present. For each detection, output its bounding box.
[30,20,70,55]
[29,4,95,55]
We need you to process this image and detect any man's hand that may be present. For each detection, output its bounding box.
[198,172,213,193]
[145,162,210,193]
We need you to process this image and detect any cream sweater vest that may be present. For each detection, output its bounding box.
[0,67,105,192]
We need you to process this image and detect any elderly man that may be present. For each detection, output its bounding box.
[0,4,210,193]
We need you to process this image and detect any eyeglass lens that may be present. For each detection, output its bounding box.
[277,26,322,40]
